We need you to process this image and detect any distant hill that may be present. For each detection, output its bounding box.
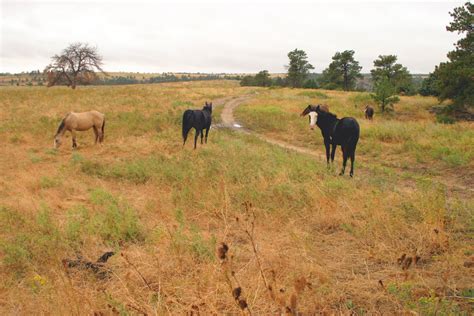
[0,71,428,91]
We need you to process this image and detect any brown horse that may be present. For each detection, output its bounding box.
[54,111,105,149]
[364,105,374,120]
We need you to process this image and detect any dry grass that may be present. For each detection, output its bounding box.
[0,81,472,314]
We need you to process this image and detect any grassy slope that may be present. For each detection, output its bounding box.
[0,81,472,314]
[235,88,474,179]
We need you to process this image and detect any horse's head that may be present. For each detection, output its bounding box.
[54,134,62,148]
[204,101,213,114]
[301,104,321,130]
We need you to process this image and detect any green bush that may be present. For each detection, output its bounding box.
[0,205,62,277]
[436,114,455,124]
[89,188,144,245]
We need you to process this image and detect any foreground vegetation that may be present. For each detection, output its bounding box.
[0,81,472,314]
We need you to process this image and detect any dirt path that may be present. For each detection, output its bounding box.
[216,95,474,195]
[218,95,326,158]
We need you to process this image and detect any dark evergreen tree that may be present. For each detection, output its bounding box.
[432,2,473,110]
[286,49,314,88]
[371,55,413,94]
[320,50,362,91]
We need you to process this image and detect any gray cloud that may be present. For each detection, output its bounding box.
[0,0,465,73]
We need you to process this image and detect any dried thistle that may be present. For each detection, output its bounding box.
[378,279,385,289]
[218,241,251,314]
[121,252,153,291]
[402,257,413,270]
[238,299,248,310]
[236,201,269,290]
[217,242,229,260]
[232,287,242,300]
[397,253,406,265]
[414,255,421,265]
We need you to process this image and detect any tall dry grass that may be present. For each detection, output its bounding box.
[0,81,472,314]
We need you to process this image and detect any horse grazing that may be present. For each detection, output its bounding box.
[182,102,212,149]
[364,105,374,120]
[301,105,360,177]
[54,111,105,149]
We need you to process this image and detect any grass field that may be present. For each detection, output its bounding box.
[0,81,473,314]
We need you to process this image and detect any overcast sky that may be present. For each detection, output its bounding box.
[0,0,465,74]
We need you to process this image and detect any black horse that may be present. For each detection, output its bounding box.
[301,105,360,177]
[364,105,374,120]
[182,102,212,149]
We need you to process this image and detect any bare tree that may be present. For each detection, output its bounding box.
[44,42,105,89]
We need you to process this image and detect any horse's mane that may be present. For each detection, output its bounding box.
[319,109,337,120]
[56,113,70,135]
[56,119,65,135]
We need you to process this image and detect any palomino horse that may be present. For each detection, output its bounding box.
[54,111,105,149]
[301,105,360,177]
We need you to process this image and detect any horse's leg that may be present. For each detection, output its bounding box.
[71,130,77,149]
[205,127,209,144]
[330,143,337,163]
[200,128,204,144]
[183,127,190,146]
[324,138,331,167]
[339,145,348,176]
[349,149,356,177]
[99,119,105,143]
[194,129,200,149]
[93,127,99,144]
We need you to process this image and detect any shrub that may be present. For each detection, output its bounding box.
[436,114,455,124]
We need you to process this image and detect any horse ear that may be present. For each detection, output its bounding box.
[209,102,212,107]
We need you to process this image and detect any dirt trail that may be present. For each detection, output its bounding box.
[216,95,474,195]
[218,95,326,159]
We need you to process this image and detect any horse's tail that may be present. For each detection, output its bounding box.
[182,110,193,145]
[349,122,360,150]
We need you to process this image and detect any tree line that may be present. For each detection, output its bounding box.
[95,73,241,85]
[241,50,416,112]
[241,2,472,114]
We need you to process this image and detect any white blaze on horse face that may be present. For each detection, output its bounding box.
[308,112,318,129]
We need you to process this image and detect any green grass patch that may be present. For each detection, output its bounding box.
[297,90,329,99]
[39,176,61,189]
